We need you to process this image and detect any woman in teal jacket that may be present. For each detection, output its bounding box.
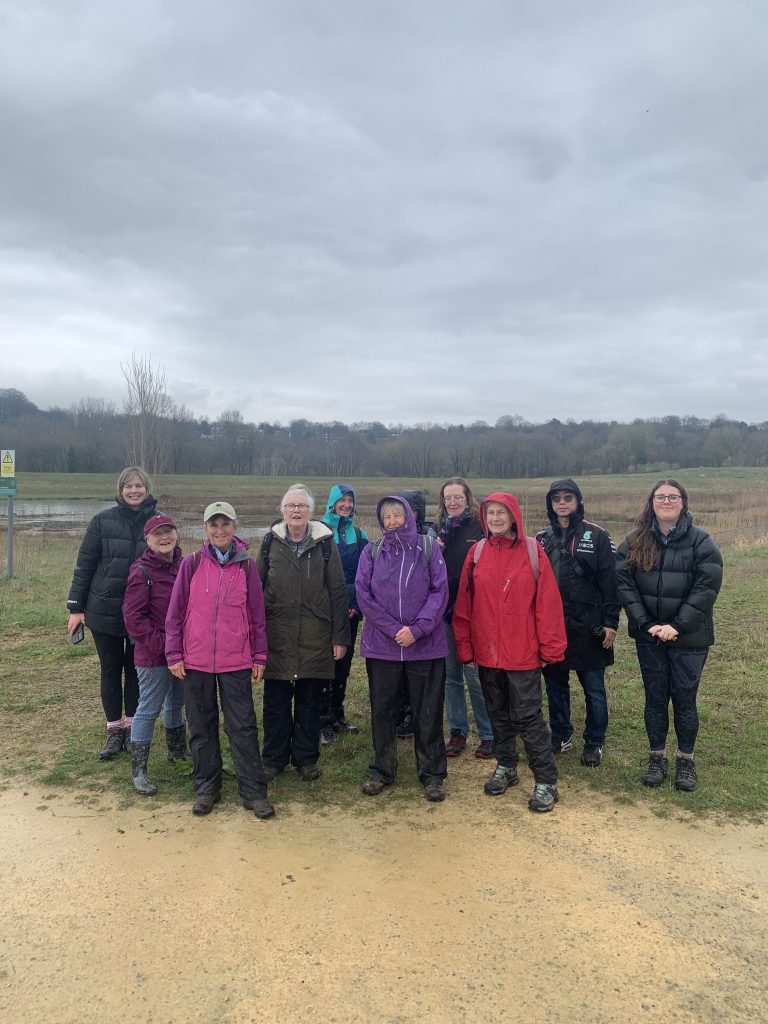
[320,483,369,741]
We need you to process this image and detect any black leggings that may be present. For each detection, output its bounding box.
[90,631,139,723]
[635,641,708,754]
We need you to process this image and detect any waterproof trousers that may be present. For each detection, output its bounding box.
[478,666,557,785]
[183,669,268,800]
[366,658,447,787]
[262,678,326,769]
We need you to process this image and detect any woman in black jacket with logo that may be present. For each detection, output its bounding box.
[67,467,158,759]
[616,480,722,792]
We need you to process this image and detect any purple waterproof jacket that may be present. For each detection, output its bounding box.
[165,538,268,673]
[355,496,448,661]
[123,546,183,667]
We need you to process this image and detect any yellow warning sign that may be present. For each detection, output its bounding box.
[1,449,15,478]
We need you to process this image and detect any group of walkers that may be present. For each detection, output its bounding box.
[66,468,723,819]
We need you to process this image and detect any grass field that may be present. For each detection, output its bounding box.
[1,520,766,819]
[9,467,768,547]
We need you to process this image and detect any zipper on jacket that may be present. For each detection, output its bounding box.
[655,544,667,625]
[212,562,225,672]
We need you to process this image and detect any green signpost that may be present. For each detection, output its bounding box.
[1,450,16,577]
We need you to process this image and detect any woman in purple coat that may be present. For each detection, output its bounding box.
[355,496,449,802]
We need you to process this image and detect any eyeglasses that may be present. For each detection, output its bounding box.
[653,494,682,504]
[444,496,466,505]
[283,503,310,512]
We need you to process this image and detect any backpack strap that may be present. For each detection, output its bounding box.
[321,536,332,587]
[370,534,433,562]
[468,536,539,584]
[139,565,153,588]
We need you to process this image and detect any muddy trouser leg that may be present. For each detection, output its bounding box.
[183,670,223,797]
[366,659,402,785]
[217,669,268,800]
[292,678,325,767]
[91,631,130,723]
[330,616,359,723]
[636,641,672,751]
[511,669,557,784]
[478,667,519,769]
[408,658,447,786]
[261,679,294,770]
[668,648,708,755]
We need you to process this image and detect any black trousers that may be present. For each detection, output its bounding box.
[366,658,447,787]
[635,641,708,754]
[321,616,360,727]
[183,669,267,799]
[478,667,557,785]
[91,630,139,723]
[262,678,327,769]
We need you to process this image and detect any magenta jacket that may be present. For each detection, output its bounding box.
[165,538,268,673]
[123,546,183,668]
[355,496,448,662]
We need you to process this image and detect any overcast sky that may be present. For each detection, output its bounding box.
[1,1,766,426]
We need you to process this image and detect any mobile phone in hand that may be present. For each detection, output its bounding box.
[71,622,85,645]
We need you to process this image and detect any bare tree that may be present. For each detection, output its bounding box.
[121,353,175,473]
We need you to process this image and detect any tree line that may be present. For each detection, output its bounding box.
[2,384,766,478]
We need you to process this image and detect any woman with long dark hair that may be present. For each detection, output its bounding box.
[436,477,494,759]
[616,480,723,792]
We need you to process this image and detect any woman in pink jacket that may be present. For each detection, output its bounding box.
[166,501,274,820]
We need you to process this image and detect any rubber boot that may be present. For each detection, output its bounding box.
[165,724,191,763]
[130,741,158,796]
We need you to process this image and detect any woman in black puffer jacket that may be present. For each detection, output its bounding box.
[67,467,158,760]
[616,479,722,793]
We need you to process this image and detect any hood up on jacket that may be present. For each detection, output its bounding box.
[479,492,527,541]
[545,478,585,528]
[376,494,418,547]
[323,483,360,540]
[396,489,428,532]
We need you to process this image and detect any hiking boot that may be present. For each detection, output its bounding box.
[581,745,603,767]
[262,765,282,782]
[99,727,126,761]
[640,753,668,788]
[297,763,321,782]
[475,739,494,760]
[552,738,573,755]
[396,714,414,739]
[243,796,276,819]
[129,741,158,796]
[528,783,559,813]
[674,756,698,792]
[319,725,336,746]
[165,724,191,763]
[361,778,385,796]
[425,784,446,803]
[483,765,519,796]
[334,718,360,734]
[446,732,467,758]
[192,793,221,816]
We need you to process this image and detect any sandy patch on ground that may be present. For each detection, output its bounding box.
[1,779,766,1024]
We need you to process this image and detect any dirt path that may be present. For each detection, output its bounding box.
[1,780,766,1024]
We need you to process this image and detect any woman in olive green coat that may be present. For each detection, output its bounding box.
[257,484,351,780]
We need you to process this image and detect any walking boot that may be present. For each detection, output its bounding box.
[130,741,158,796]
[640,753,668,788]
[99,726,125,761]
[674,756,698,792]
[165,724,191,763]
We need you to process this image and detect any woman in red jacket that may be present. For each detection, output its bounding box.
[452,493,567,812]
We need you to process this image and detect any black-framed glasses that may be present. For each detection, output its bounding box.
[283,503,310,512]
[653,494,682,504]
